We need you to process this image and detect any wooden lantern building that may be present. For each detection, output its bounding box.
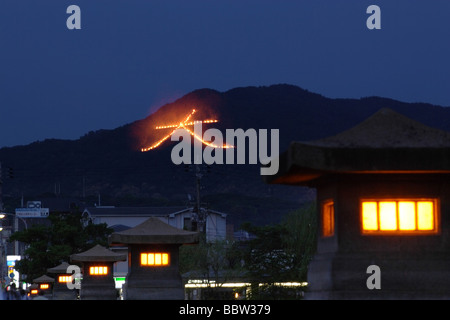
[70,244,127,300]
[32,274,54,298]
[47,261,78,300]
[109,217,199,300]
[267,108,450,299]
[27,284,40,298]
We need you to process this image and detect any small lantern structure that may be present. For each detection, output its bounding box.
[109,217,199,300]
[32,274,54,299]
[267,108,450,299]
[47,261,78,300]
[70,244,126,300]
[27,283,39,298]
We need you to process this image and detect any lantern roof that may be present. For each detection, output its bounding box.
[28,283,39,291]
[267,108,450,185]
[47,261,71,274]
[70,244,127,262]
[109,217,199,245]
[33,274,55,283]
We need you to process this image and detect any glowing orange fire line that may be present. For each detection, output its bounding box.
[140,109,233,152]
[180,123,233,149]
[155,120,218,130]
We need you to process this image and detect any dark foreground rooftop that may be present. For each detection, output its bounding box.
[267,108,450,185]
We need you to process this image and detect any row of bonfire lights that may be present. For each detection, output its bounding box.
[140,108,232,151]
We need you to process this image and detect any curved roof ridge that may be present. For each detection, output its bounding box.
[109,217,199,244]
[70,244,127,262]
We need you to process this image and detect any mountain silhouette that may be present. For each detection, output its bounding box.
[1,84,450,225]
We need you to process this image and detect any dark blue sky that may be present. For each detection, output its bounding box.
[1,1,450,148]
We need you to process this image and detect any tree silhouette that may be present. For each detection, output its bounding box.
[9,211,112,283]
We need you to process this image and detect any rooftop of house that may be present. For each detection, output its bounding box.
[83,206,227,218]
[83,206,189,217]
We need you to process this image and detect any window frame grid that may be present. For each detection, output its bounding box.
[89,266,109,276]
[360,198,439,235]
[58,275,72,283]
[140,252,170,267]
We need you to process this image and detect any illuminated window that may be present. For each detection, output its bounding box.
[322,200,335,237]
[89,266,108,275]
[58,275,72,283]
[361,199,438,234]
[140,253,170,266]
[30,289,39,295]
[40,284,49,290]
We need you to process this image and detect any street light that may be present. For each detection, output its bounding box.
[0,212,29,288]
[0,212,28,259]
[0,212,28,230]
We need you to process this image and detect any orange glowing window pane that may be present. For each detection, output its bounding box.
[40,284,49,290]
[31,289,39,294]
[362,202,378,231]
[141,253,169,266]
[155,253,162,265]
[361,199,437,234]
[148,253,155,265]
[398,201,416,230]
[90,266,108,275]
[322,201,334,237]
[379,202,397,230]
[418,201,434,230]
[162,253,169,265]
[141,253,148,265]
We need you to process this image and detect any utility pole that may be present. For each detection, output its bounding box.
[195,164,204,233]
[186,164,211,233]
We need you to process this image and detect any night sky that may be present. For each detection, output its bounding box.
[1,0,449,148]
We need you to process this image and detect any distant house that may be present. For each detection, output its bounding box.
[82,206,228,242]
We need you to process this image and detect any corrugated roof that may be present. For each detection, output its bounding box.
[110,224,131,232]
[84,206,189,217]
